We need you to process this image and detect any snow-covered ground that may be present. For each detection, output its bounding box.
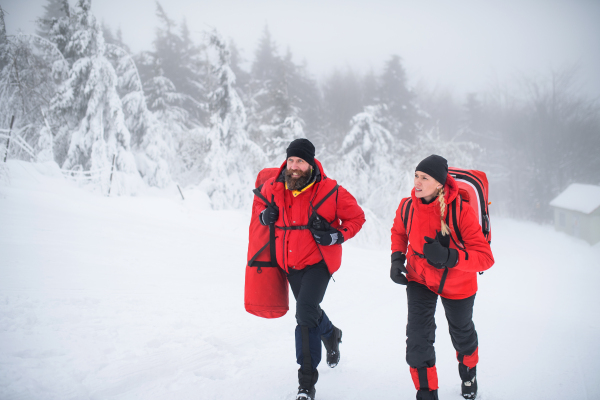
[1,160,599,400]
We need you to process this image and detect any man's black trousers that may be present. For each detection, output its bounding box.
[287,261,334,372]
[406,281,478,370]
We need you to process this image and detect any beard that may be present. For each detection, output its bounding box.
[285,167,313,190]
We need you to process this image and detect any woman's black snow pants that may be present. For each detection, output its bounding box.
[287,261,334,388]
[406,281,478,391]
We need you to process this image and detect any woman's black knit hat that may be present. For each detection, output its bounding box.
[416,154,448,185]
[286,138,315,167]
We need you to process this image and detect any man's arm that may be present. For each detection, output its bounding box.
[335,186,366,242]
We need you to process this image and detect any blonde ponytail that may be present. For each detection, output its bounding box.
[438,187,450,236]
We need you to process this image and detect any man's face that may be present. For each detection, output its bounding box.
[286,157,311,174]
[285,157,312,190]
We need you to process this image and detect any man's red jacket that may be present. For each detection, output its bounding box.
[391,174,494,299]
[255,159,365,275]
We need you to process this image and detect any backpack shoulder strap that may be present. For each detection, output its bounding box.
[451,196,464,246]
[253,184,271,206]
[251,185,279,269]
[312,184,339,211]
[448,195,470,261]
[401,198,413,231]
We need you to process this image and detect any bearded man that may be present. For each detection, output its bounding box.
[256,138,365,400]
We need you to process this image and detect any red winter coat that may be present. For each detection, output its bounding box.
[256,159,365,275]
[391,174,494,299]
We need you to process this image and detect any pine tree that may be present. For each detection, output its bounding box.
[201,30,265,209]
[336,105,397,213]
[322,68,363,146]
[149,3,206,126]
[49,0,141,194]
[0,21,59,161]
[35,0,68,38]
[247,29,306,162]
[106,42,174,187]
[377,55,420,140]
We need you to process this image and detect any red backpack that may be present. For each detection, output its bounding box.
[448,168,491,245]
[244,168,289,319]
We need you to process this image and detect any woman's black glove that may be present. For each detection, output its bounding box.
[309,213,343,246]
[390,251,408,285]
[423,231,458,269]
[260,203,279,225]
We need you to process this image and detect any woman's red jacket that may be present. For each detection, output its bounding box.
[391,174,494,299]
[255,159,365,275]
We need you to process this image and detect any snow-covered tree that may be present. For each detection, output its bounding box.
[35,0,68,39]
[200,30,265,209]
[107,43,174,187]
[335,105,402,216]
[321,68,363,147]
[49,0,141,194]
[377,55,421,140]
[247,28,306,162]
[0,25,65,162]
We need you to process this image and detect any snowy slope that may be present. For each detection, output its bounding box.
[1,161,599,400]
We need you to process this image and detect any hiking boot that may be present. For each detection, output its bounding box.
[296,386,316,400]
[458,363,477,399]
[461,377,477,399]
[321,325,342,367]
[297,367,318,400]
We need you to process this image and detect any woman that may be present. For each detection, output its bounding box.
[390,155,494,400]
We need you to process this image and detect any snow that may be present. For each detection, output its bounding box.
[1,160,600,399]
[549,183,600,214]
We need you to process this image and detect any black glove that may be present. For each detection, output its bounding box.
[309,213,343,246]
[260,203,279,225]
[423,231,458,269]
[390,251,408,285]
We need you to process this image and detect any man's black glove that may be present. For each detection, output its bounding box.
[423,231,458,269]
[390,251,408,285]
[260,203,279,225]
[309,213,343,246]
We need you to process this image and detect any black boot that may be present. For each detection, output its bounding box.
[459,363,477,399]
[416,389,439,400]
[297,368,318,400]
[296,386,316,400]
[321,325,342,368]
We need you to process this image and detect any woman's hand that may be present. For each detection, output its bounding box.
[390,251,408,284]
[423,232,458,269]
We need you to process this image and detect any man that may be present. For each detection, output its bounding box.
[256,138,365,400]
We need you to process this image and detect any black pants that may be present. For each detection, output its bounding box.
[406,281,478,370]
[287,261,334,372]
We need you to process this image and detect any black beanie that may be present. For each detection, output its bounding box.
[415,154,448,185]
[286,138,315,167]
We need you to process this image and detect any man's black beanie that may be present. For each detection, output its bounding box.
[415,154,448,185]
[286,138,315,167]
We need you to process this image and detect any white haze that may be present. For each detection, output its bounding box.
[4,0,600,98]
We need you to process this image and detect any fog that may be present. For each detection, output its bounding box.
[1,0,599,226]
[4,0,600,97]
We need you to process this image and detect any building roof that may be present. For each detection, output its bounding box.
[550,183,600,214]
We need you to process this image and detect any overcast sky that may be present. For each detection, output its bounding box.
[4,0,600,99]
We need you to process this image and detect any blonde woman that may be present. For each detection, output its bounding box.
[390,155,494,400]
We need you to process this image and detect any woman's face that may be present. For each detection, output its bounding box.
[414,171,442,202]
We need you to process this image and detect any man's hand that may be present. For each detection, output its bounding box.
[260,203,279,225]
[390,251,408,285]
[309,213,343,246]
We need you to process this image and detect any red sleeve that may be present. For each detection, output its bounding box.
[391,198,409,254]
[336,186,366,241]
[453,202,495,273]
